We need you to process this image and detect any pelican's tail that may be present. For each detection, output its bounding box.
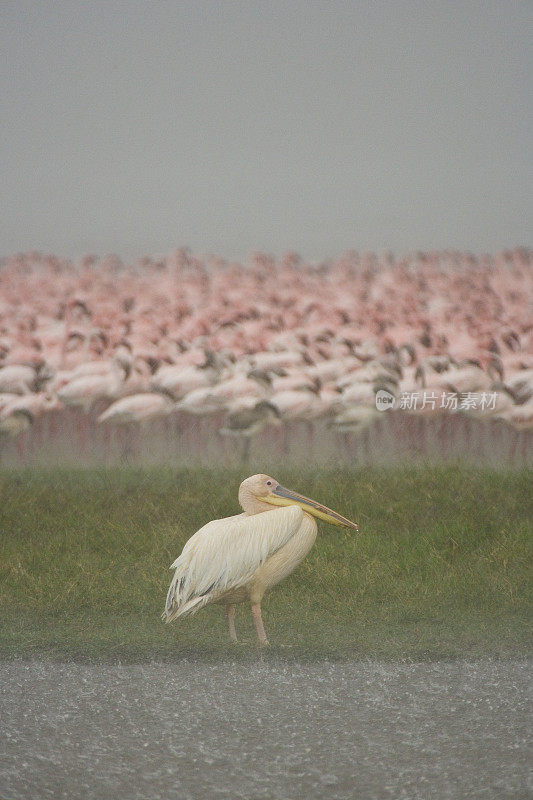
[162,564,214,623]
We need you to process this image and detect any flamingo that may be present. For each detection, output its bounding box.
[0,408,35,438]
[330,405,380,433]
[150,352,220,399]
[0,364,47,395]
[269,386,322,422]
[0,393,19,412]
[338,379,398,408]
[97,392,175,424]
[249,350,305,372]
[219,401,281,463]
[0,392,61,436]
[176,386,224,415]
[441,359,501,393]
[58,357,130,411]
[497,398,533,431]
[505,369,533,405]
[163,474,358,645]
[208,372,269,408]
[1,247,532,466]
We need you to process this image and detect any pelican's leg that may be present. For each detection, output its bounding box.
[226,603,238,643]
[251,603,269,646]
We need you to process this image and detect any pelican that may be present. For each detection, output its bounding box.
[163,474,358,645]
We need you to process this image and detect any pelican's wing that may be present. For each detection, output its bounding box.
[163,505,303,621]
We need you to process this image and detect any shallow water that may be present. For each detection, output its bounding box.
[0,660,530,799]
[2,411,531,468]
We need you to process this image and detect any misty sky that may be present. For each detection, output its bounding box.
[2,1,531,262]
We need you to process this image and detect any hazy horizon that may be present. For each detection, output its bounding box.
[2,1,532,262]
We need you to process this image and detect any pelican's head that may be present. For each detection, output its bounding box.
[238,474,359,530]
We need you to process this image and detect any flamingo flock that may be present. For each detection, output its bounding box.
[0,247,531,466]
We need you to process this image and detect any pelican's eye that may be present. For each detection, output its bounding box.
[266,481,272,486]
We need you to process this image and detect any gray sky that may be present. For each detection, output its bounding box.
[2,0,531,262]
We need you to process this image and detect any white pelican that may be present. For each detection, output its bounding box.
[163,474,358,645]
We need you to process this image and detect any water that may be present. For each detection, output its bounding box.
[1,659,529,799]
[2,411,531,468]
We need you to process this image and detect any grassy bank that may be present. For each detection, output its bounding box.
[0,466,531,662]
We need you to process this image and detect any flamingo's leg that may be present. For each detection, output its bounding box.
[226,603,238,643]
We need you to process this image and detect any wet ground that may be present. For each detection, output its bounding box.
[0,659,530,799]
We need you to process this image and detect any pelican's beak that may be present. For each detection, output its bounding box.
[264,484,359,531]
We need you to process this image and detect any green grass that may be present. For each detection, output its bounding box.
[0,466,531,662]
